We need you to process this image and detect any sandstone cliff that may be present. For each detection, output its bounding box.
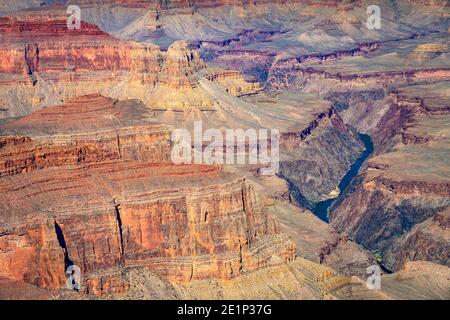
[0,12,261,118]
[0,95,295,295]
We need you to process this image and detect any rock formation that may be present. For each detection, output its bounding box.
[278,105,364,207]
[0,10,261,118]
[0,94,295,295]
[330,83,450,272]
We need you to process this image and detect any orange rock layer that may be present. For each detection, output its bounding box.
[0,161,296,294]
[0,14,261,117]
[0,16,161,77]
[0,95,296,295]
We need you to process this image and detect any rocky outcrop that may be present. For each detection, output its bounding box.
[159,40,206,89]
[148,40,261,110]
[0,13,262,116]
[384,209,450,270]
[147,40,215,110]
[268,65,450,93]
[329,83,450,272]
[0,16,151,74]
[0,162,295,294]
[278,106,364,207]
[0,14,162,117]
[205,69,261,97]
[0,95,296,295]
[0,95,172,177]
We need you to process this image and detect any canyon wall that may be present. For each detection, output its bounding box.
[268,64,450,94]
[329,84,450,271]
[0,13,262,118]
[0,94,296,295]
[0,14,161,117]
[0,161,296,295]
[279,105,364,207]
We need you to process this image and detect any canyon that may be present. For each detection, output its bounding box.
[329,82,450,272]
[0,0,449,300]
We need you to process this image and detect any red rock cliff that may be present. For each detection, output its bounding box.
[0,95,296,295]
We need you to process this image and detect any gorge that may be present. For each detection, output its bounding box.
[0,0,448,300]
[311,133,374,223]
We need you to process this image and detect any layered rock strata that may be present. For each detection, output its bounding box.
[0,95,295,295]
[0,13,260,117]
[278,105,364,207]
[329,83,450,272]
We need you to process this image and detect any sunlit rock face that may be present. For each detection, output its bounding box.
[161,40,207,85]
[0,94,295,295]
[0,11,262,117]
[0,13,161,118]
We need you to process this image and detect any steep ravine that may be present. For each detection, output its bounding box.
[312,133,374,222]
[328,84,450,272]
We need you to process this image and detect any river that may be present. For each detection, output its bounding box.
[312,133,374,223]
